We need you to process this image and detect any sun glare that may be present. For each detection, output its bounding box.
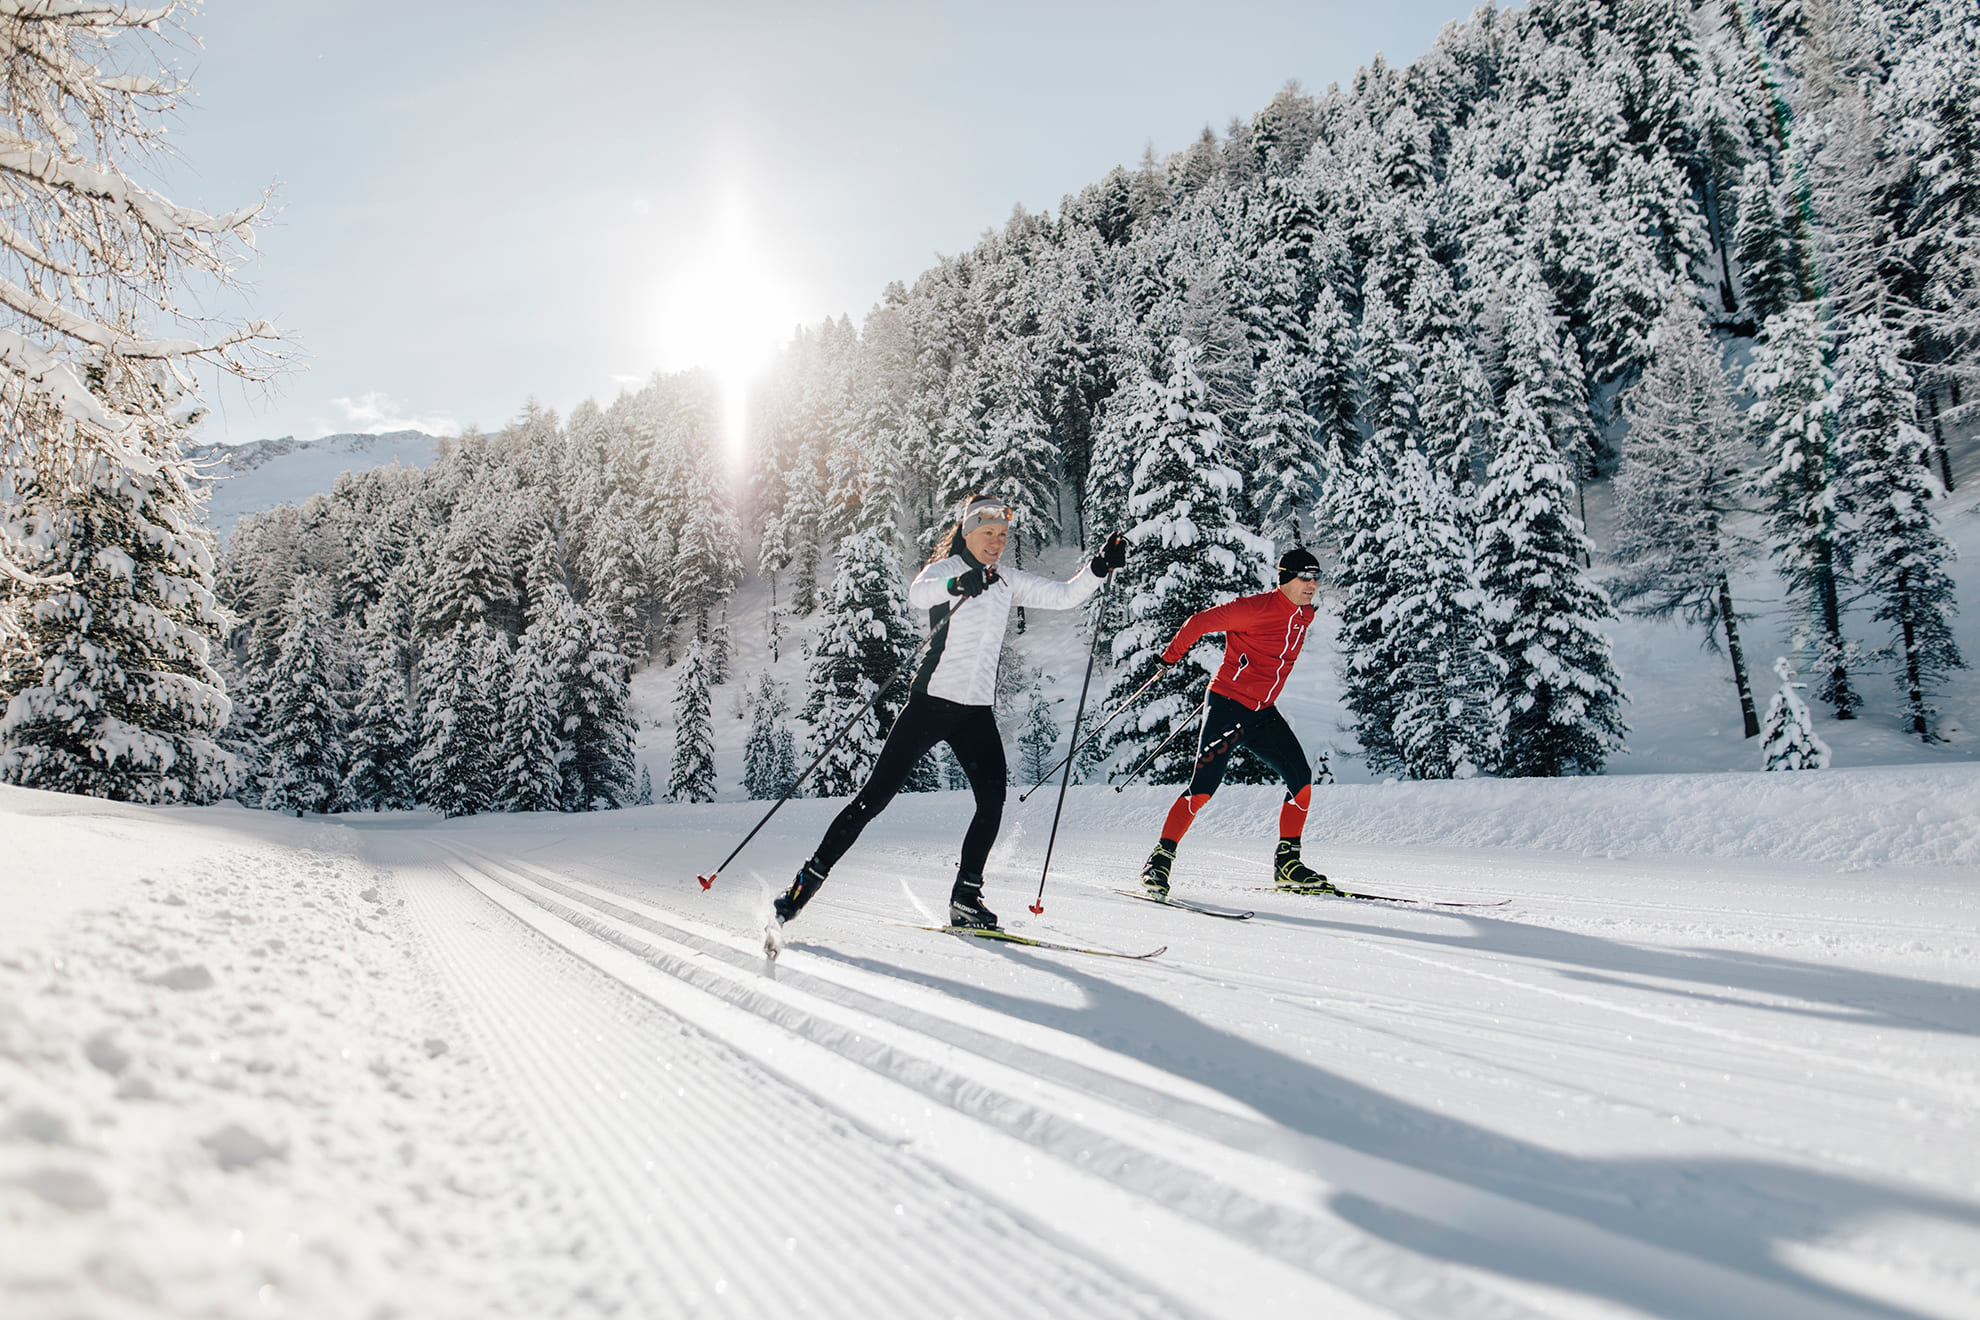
[652,191,797,464]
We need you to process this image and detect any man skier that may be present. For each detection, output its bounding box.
[1139,546,1337,897]
[776,495,1129,932]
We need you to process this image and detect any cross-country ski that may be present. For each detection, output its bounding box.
[1111,888,1255,919]
[909,924,1167,960]
[1260,885,1513,909]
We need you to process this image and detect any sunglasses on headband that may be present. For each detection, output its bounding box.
[961,501,1020,528]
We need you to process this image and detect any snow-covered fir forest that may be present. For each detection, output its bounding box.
[4,0,1979,814]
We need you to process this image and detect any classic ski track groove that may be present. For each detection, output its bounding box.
[438,842,1914,1320]
[1318,924,1980,1106]
[399,840,1176,1320]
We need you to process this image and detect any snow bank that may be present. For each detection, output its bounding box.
[1078,763,1980,873]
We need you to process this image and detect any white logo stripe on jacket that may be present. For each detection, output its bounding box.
[906,557,1104,707]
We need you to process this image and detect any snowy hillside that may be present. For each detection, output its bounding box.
[5,760,1978,1319]
[186,430,441,541]
[626,470,1980,801]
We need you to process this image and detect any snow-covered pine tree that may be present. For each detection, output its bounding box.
[260,583,346,816]
[1382,451,1504,779]
[1330,450,1407,775]
[422,513,512,640]
[667,637,717,804]
[1500,260,1599,479]
[577,490,653,666]
[500,622,564,812]
[1747,301,1860,718]
[1416,331,1496,485]
[1356,284,1418,462]
[799,529,923,797]
[1477,385,1627,777]
[1304,283,1360,464]
[546,590,638,811]
[1759,656,1831,770]
[668,427,744,651]
[0,409,237,804]
[342,608,417,810]
[741,671,797,800]
[1244,336,1322,544]
[1017,682,1059,784]
[1836,315,1964,740]
[1102,337,1267,784]
[414,623,498,818]
[521,529,567,631]
[1613,296,1763,737]
[1733,162,1805,329]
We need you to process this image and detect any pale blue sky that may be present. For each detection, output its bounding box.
[169,1,1491,445]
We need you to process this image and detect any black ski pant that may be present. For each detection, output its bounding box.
[1187,693,1311,799]
[810,693,1007,879]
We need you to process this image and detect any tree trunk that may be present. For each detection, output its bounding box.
[1704,168,1739,313]
[1899,568,1928,739]
[1814,536,1858,719]
[1719,573,1760,738]
[1928,387,1956,493]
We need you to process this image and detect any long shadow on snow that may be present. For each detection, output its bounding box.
[1244,901,1980,1037]
[815,940,1978,1320]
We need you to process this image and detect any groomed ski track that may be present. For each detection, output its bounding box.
[356,800,1980,1320]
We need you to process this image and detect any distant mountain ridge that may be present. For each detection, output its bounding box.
[186,429,442,540]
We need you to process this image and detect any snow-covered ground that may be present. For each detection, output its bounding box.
[6,763,1979,1318]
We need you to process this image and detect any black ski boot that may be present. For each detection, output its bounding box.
[775,860,828,924]
[1274,840,1338,894]
[1140,840,1178,898]
[948,870,999,930]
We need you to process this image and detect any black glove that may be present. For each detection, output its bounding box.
[948,564,997,598]
[1090,531,1128,577]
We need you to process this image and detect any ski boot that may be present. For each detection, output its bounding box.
[774,860,828,924]
[1140,840,1177,899]
[1274,840,1339,894]
[948,870,1000,930]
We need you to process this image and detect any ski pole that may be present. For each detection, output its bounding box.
[1112,688,1213,791]
[1110,655,1245,792]
[697,602,963,890]
[1028,589,1109,915]
[1015,662,1167,803]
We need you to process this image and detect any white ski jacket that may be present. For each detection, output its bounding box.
[906,555,1104,707]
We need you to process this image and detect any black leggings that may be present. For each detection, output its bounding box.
[1188,693,1312,798]
[811,694,1007,878]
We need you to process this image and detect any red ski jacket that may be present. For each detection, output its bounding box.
[1160,589,1316,710]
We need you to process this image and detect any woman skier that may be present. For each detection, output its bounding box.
[775,494,1128,932]
[1138,546,1338,897]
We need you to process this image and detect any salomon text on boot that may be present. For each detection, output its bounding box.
[948,870,999,930]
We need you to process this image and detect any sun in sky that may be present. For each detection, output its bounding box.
[651,189,801,464]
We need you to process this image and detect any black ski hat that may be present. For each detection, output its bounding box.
[1277,546,1321,584]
